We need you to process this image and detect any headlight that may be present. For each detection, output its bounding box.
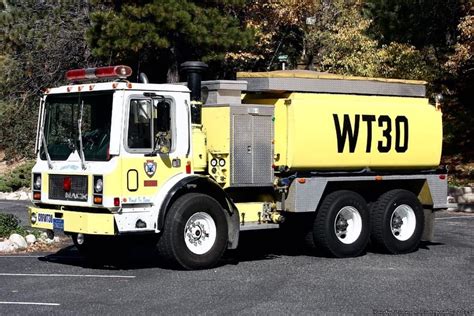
[94,178,103,193]
[210,159,218,167]
[219,158,226,167]
[33,174,41,190]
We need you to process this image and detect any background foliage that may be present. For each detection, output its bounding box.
[0,0,472,180]
[0,161,35,192]
[0,213,27,237]
[87,0,254,82]
[1,0,98,159]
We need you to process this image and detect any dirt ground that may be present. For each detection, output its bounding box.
[0,150,27,176]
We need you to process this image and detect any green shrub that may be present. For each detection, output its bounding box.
[0,213,27,237]
[0,160,35,192]
[0,178,11,192]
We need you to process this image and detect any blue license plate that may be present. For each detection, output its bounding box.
[53,218,64,231]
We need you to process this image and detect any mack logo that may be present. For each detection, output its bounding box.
[65,192,88,201]
[333,114,409,154]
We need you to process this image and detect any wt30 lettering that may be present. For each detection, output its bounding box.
[333,114,409,153]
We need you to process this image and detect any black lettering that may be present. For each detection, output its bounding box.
[395,116,409,152]
[333,114,360,153]
[377,115,392,153]
[362,115,376,153]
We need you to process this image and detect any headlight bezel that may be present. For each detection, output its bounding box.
[33,173,41,190]
[94,176,103,194]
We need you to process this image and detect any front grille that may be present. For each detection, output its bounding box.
[49,175,88,202]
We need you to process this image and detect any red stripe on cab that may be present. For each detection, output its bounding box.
[144,180,158,187]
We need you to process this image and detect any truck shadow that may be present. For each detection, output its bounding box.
[37,231,307,270]
[37,231,444,270]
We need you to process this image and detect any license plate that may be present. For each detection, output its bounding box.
[53,218,64,231]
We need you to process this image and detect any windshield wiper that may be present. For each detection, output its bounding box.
[40,128,53,169]
[77,100,86,170]
[38,98,53,169]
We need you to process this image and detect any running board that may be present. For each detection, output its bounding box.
[240,222,280,231]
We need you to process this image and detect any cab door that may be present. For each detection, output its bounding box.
[121,95,180,205]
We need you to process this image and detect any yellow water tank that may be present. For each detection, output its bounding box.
[239,71,442,171]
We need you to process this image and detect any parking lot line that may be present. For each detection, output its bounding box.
[0,255,42,258]
[0,301,60,306]
[436,216,474,220]
[0,273,135,278]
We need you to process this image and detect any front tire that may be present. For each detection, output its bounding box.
[313,190,370,257]
[156,193,228,270]
[370,189,424,254]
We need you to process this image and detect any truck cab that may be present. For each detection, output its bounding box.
[30,67,203,242]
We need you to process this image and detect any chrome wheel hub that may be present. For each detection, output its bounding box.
[334,206,362,244]
[390,205,416,241]
[184,212,216,255]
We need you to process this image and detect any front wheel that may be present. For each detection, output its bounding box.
[370,189,424,254]
[313,190,370,257]
[156,193,228,270]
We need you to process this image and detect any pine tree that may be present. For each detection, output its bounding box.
[0,0,95,158]
[87,0,254,82]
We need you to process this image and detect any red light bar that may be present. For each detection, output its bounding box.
[66,65,132,81]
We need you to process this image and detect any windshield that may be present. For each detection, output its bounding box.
[41,92,113,161]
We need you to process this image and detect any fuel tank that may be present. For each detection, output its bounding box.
[239,71,442,171]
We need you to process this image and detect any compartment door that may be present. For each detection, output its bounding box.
[231,108,273,187]
[252,115,273,184]
[231,114,252,185]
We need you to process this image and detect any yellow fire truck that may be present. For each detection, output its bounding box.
[29,62,447,269]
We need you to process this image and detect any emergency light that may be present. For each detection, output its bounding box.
[66,65,132,81]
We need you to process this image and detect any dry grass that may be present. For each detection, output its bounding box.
[0,151,27,177]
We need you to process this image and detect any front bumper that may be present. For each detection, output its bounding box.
[29,207,115,235]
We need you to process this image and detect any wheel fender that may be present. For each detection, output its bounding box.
[151,173,194,231]
[156,174,239,249]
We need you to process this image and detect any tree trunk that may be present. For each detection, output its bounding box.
[166,47,179,83]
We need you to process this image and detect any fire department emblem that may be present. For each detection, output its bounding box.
[144,160,157,178]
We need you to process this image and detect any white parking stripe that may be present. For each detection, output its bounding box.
[0,255,42,258]
[0,273,135,278]
[0,301,60,306]
[436,216,474,220]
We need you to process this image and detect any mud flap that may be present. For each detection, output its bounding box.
[422,208,435,241]
[226,206,240,249]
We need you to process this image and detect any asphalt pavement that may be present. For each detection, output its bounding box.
[0,200,31,225]
[0,205,472,315]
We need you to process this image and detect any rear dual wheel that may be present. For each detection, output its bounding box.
[313,190,370,257]
[313,189,424,257]
[370,189,424,254]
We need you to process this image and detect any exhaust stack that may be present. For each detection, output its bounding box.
[181,61,208,124]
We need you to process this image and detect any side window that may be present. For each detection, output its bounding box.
[127,97,173,152]
[128,99,152,149]
[153,99,172,153]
